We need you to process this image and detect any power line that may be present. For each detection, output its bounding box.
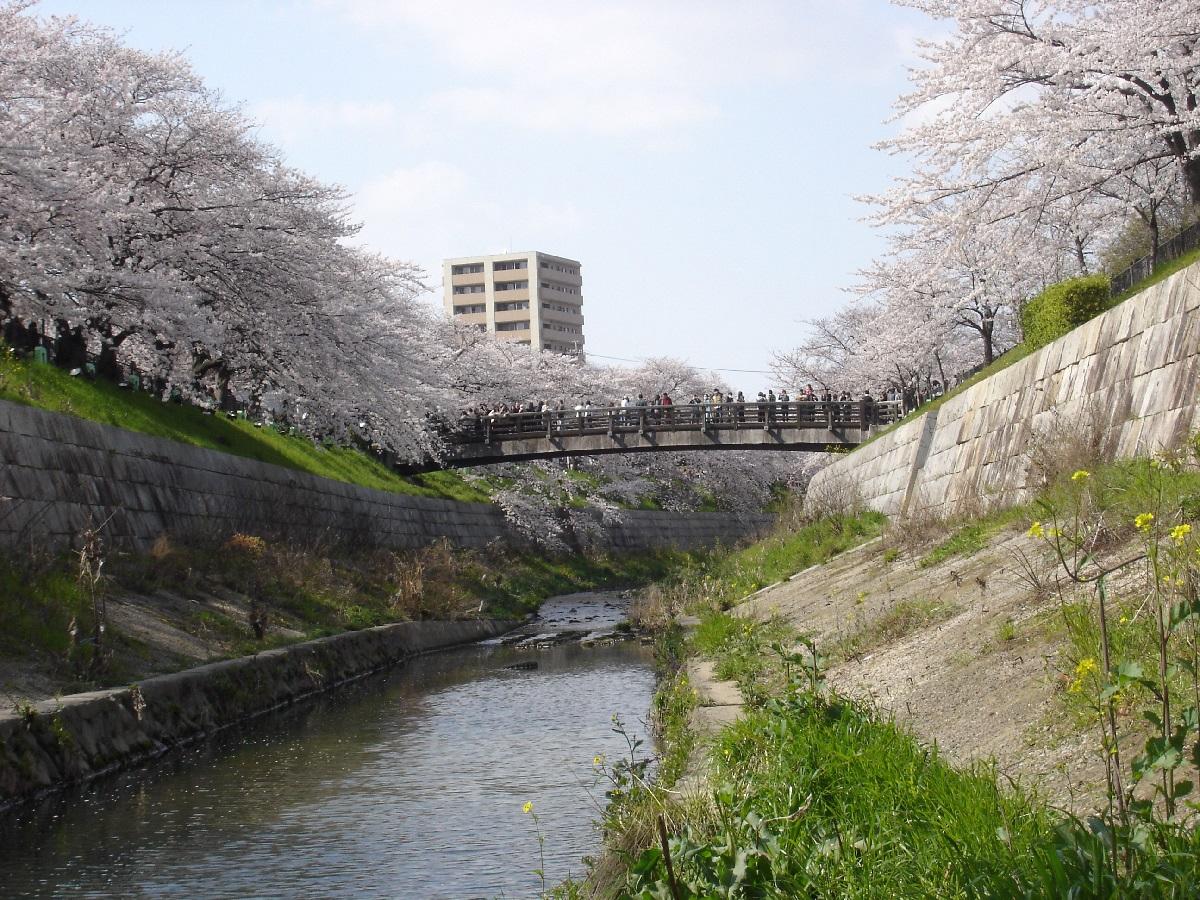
[584,350,775,375]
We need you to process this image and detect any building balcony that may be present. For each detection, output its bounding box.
[541,309,584,327]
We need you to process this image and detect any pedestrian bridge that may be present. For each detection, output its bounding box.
[417,400,904,470]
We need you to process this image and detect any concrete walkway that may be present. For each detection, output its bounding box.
[673,616,745,796]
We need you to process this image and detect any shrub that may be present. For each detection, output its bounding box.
[1020,275,1113,349]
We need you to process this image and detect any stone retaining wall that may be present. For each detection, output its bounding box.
[0,399,771,552]
[808,261,1200,518]
[0,619,511,805]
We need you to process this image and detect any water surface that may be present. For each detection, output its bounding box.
[0,613,655,898]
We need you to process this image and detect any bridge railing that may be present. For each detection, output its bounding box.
[447,400,904,446]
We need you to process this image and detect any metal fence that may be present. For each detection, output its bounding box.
[1109,221,1200,297]
[448,400,906,445]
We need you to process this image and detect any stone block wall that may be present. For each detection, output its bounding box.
[587,508,775,550]
[808,261,1200,518]
[0,399,771,553]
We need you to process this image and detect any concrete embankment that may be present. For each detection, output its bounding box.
[0,618,511,806]
[0,398,772,553]
[809,260,1200,517]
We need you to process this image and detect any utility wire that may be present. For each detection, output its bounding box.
[585,350,775,375]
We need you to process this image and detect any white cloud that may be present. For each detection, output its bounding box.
[313,0,905,139]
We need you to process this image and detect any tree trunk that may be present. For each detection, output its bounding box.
[1149,206,1161,270]
[981,320,995,366]
[1184,155,1200,209]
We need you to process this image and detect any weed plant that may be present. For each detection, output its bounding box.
[1025,453,1200,883]
[646,511,885,619]
[0,534,691,696]
[832,596,961,661]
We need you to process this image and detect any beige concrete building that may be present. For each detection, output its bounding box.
[443,251,585,355]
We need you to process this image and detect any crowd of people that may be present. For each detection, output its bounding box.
[456,380,944,437]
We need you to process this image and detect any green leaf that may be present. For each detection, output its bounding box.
[1144,709,1164,730]
[1115,660,1145,680]
[1169,598,1200,629]
[730,849,749,884]
[1175,779,1194,799]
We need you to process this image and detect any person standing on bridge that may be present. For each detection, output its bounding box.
[735,391,745,423]
[779,388,791,422]
[767,389,777,425]
[661,392,673,424]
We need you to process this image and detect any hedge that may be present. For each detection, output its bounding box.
[1019,275,1113,349]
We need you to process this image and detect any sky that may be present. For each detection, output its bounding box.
[33,0,932,393]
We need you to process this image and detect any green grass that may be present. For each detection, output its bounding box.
[917,505,1029,568]
[623,690,1200,898]
[661,511,886,613]
[691,610,796,702]
[834,597,961,660]
[0,345,488,502]
[1108,244,1200,308]
[0,557,90,659]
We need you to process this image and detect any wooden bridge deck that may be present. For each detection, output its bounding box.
[420,400,903,469]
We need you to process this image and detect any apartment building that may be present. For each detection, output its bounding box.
[443,251,585,355]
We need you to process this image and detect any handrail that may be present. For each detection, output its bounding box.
[446,399,904,446]
[1109,220,1200,298]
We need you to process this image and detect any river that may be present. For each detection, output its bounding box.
[0,593,656,898]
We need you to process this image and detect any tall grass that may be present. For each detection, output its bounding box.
[646,511,886,617]
[624,693,1058,898]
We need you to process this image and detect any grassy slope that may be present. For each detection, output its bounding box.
[608,452,1200,896]
[0,345,487,502]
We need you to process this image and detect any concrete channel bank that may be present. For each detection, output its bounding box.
[0,618,511,806]
[808,259,1200,517]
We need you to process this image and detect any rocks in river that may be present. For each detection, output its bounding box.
[503,661,539,671]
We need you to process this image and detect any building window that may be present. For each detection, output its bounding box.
[495,300,529,311]
[538,261,578,276]
[495,280,528,292]
[493,260,527,271]
[452,284,485,294]
[543,322,582,334]
[495,320,529,331]
[453,303,486,315]
[541,301,579,313]
[451,263,484,275]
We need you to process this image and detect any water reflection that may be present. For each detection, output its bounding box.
[0,637,656,898]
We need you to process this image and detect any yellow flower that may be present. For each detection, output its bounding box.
[1071,470,1091,481]
[1069,657,1099,694]
[593,755,603,766]
[1171,523,1192,544]
[523,801,533,814]
[1119,616,1129,625]
[1135,513,1155,532]
[1027,521,1045,539]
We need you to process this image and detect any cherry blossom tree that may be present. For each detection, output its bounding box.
[881,0,1200,227]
